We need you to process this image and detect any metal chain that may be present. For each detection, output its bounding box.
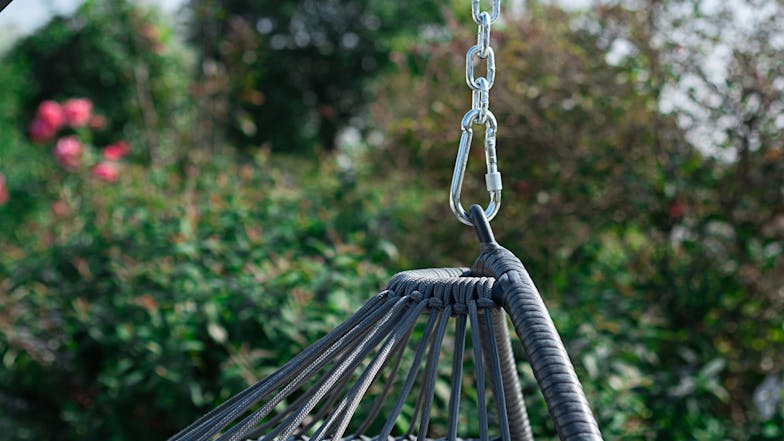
[450,0,503,226]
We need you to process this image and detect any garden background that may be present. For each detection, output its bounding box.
[1,0,783,439]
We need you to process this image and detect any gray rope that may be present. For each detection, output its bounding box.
[481,305,511,441]
[468,300,490,441]
[416,304,452,441]
[446,302,468,440]
[171,292,392,441]
[376,310,439,441]
[485,307,534,441]
[352,325,411,437]
[405,284,450,438]
[310,300,426,441]
[221,296,412,441]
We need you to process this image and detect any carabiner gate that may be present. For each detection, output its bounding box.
[450,109,502,226]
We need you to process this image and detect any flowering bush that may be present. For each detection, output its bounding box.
[5,0,190,149]
[0,97,134,230]
[29,99,100,143]
[26,98,130,182]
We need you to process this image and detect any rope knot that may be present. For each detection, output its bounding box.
[476,297,497,309]
[451,304,468,315]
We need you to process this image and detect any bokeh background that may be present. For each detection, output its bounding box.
[1,0,783,439]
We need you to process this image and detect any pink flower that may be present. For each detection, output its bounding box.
[36,101,65,130]
[29,118,57,143]
[54,136,82,170]
[62,98,93,128]
[0,173,8,205]
[93,161,119,182]
[102,141,130,161]
[88,114,107,130]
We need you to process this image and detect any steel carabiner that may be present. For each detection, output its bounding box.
[450,108,502,226]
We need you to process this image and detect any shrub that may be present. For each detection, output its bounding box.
[0,150,400,440]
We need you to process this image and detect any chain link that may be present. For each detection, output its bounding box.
[450,0,503,226]
[476,11,492,57]
[472,0,500,24]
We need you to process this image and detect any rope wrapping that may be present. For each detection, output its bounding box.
[470,234,601,439]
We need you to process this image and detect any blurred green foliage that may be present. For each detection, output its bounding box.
[370,2,784,438]
[187,0,446,152]
[0,152,400,439]
[0,58,44,230]
[1,0,783,440]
